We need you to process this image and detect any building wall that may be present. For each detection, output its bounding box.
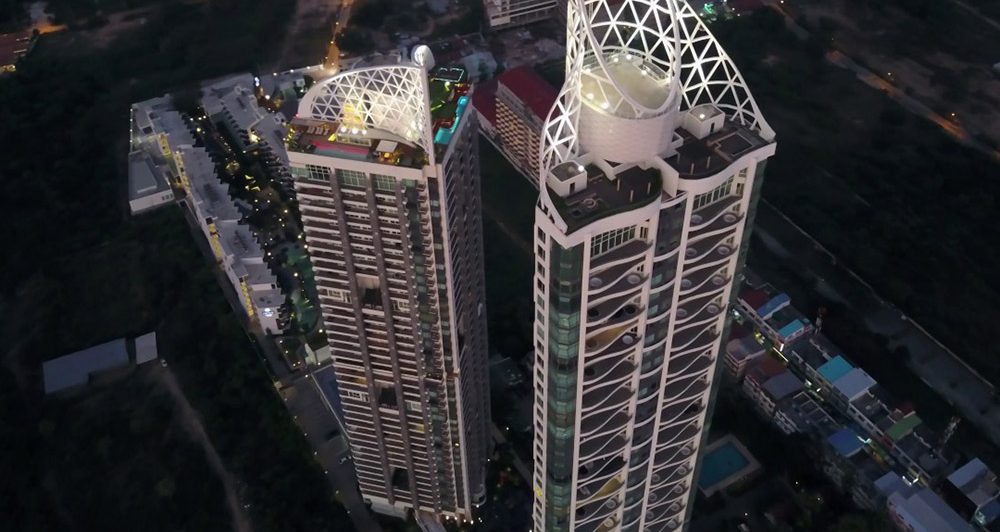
[129,190,175,214]
[495,83,545,184]
[532,148,773,531]
[290,107,489,520]
[486,0,559,28]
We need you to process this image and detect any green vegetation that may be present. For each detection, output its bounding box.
[713,9,1000,384]
[2,369,231,530]
[1,1,352,529]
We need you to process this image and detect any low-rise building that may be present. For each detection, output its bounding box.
[724,334,766,381]
[830,367,877,410]
[943,458,1000,529]
[823,428,888,510]
[42,339,130,394]
[742,356,788,415]
[887,487,974,532]
[774,390,838,437]
[736,286,812,351]
[473,65,557,184]
[130,91,289,335]
[127,151,175,214]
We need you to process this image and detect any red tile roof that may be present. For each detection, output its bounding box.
[498,66,558,120]
[471,78,498,126]
[739,288,770,311]
[729,322,750,340]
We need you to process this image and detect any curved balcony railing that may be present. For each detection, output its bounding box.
[587,302,643,338]
[581,407,630,438]
[670,322,718,353]
[588,261,641,295]
[592,239,651,270]
[582,382,633,412]
[579,431,629,465]
[666,351,714,380]
[587,291,639,326]
[583,354,635,386]
[662,374,709,404]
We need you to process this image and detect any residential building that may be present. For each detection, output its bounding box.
[531,1,776,529]
[823,428,888,511]
[773,390,837,437]
[201,74,293,190]
[723,333,765,381]
[942,459,1000,529]
[127,150,175,214]
[829,367,876,410]
[735,286,812,351]
[887,487,974,532]
[490,66,559,184]
[130,95,289,335]
[471,78,499,140]
[286,48,491,522]
[485,0,559,28]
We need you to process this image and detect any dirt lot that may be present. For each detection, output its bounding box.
[793,0,1000,145]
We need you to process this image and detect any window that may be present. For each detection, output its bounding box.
[306,164,332,182]
[591,227,636,257]
[692,177,734,209]
[372,174,396,192]
[336,169,366,189]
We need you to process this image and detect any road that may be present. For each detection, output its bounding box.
[151,365,254,532]
[177,198,382,530]
[765,0,1000,163]
[323,0,356,70]
[280,368,383,532]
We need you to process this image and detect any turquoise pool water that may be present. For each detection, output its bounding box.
[433,95,469,145]
[698,442,750,489]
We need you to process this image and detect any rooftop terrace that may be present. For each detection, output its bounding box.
[288,67,471,168]
[547,163,663,234]
[667,120,769,179]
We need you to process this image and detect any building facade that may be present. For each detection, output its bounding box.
[287,48,490,522]
[493,66,559,185]
[530,0,776,530]
[485,0,559,28]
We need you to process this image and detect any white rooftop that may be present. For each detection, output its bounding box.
[832,367,876,401]
[135,332,159,364]
[890,488,974,532]
[127,151,171,199]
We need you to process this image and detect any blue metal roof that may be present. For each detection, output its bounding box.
[777,319,805,340]
[755,293,790,319]
[817,355,853,384]
[827,428,865,457]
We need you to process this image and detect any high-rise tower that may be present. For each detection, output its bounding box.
[531,1,776,530]
[287,47,490,522]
